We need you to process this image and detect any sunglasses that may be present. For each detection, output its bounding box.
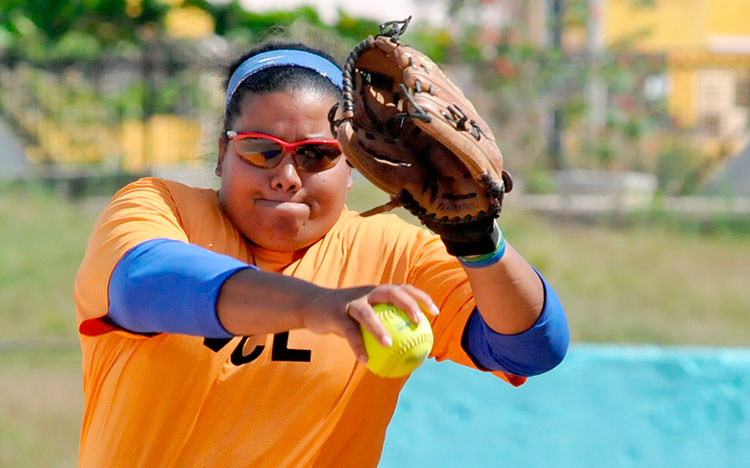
[226,131,342,173]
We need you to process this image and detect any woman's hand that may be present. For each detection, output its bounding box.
[303,284,439,364]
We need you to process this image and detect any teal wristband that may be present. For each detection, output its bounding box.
[457,225,506,269]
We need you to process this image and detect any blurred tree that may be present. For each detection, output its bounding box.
[438,0,669,187]
[0,1,426,170]
[0,0,674,188]
[0,0,168,42]
[0,0,388,61]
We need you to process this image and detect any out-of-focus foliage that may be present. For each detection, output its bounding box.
[0,0,168,59]
[0,0,452,62]
[0,0,384,61]
[444,0,669,185]
[0,0,718,195]
[0,1,390,170]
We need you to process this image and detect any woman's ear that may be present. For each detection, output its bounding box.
[216,136,227,177]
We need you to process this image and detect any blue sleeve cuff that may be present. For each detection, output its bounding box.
[461,270,570,376]
[108,238,256,338]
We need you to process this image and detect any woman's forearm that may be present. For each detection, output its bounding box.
[462,243,545,334]
[216,268,322,336]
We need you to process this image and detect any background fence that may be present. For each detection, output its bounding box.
[0,48,224,175]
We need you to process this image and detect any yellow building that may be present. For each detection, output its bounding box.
[602,0,750,155]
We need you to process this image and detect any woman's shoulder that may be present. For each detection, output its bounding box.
[106,177,224,231]
[112,177,219,208]
[122,176,215,197]
[109,177,238,246]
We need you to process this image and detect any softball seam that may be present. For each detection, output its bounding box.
[380,332,433,376]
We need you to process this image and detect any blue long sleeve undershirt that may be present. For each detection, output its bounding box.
[108,239,569,376]
[108,238,253,338]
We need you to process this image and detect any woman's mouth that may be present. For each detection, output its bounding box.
[256,198,305,206]
[255,199,311,214]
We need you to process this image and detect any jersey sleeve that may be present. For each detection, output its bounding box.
[74,177,190,337]
[406,230,527,387]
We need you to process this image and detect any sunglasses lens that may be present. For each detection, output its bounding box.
[295,144,342,172]
[233,138,283,168]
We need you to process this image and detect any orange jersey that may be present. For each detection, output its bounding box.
[74,177,523,468]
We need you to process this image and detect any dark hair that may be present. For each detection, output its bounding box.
[222,43,342,132]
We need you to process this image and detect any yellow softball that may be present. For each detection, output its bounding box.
[361,303,434,378]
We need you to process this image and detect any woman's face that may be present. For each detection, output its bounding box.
[216,89,352,252]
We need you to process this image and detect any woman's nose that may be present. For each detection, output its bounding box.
[269,152,302,192]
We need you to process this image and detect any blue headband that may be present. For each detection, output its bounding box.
[225,49,343,108]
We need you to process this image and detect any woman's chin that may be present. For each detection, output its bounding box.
[253,231,317,252]
[245,217,317,252]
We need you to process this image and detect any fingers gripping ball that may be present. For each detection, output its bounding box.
[361,304,434,378]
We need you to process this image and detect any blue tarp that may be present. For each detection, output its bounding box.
[381,344,750,468]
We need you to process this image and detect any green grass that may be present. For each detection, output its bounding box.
[0,183,98,343]
[0,350,82,468]
[503,213,750,345]
[1,179,750,467]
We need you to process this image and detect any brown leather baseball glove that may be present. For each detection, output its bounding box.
[330,17,513,257]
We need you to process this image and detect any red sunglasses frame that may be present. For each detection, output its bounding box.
[226,131,340,152]
[226,130,341,171]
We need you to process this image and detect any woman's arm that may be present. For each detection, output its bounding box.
[462,243,544,334]
[108,238,438,364]
[217,267,437,363]
[457,228,569,376]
